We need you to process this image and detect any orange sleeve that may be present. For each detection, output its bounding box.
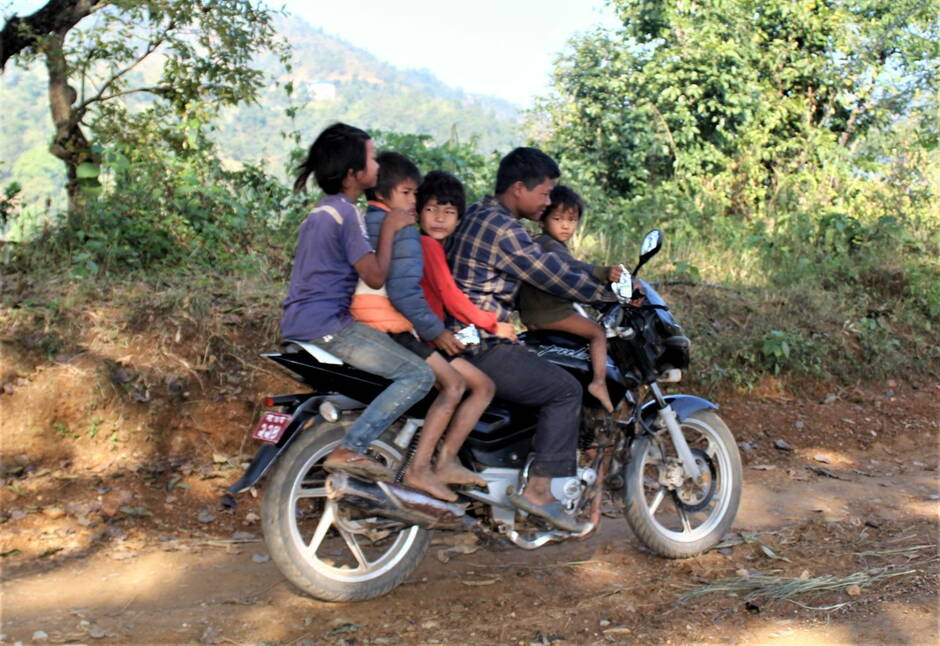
[422,237,499,333]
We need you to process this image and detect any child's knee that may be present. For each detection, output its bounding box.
[477,376,496,400]
[441,372,466,403]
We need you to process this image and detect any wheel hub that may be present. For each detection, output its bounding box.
[674,448,717,512]
[658,459,686,489]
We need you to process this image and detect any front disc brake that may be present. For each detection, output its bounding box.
[672,448,717,512]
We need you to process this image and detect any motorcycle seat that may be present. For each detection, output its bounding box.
[281,339,343,365]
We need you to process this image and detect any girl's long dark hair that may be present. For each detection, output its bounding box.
[294,122,370,195]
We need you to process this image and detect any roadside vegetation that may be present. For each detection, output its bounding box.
[2,0,938,396]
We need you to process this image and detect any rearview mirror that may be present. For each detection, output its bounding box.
[633,229,663,276]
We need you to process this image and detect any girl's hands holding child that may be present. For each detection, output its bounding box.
[494,321,517,341]
[383,207,417,232]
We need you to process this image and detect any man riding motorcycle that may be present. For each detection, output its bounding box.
[446,147,620,531]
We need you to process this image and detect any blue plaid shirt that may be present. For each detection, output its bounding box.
[446,196,614,352]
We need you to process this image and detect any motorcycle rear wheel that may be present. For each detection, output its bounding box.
[261,420,429,601]
[623,410,741,557]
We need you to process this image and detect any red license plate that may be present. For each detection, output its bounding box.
[252,411,292,444]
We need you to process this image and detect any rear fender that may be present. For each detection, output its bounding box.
[226,394,365,494]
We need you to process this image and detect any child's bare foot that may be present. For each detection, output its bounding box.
[588,380,614,413]
[403,466,458,502]
[435,459,486,488]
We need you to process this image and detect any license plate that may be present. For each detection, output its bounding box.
[252,411,292,444]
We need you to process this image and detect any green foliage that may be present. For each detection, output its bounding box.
[11,102,308,275]
[371,131,497,202]
[529,0,939,384]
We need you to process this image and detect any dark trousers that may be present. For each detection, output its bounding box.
[469,343,581,477]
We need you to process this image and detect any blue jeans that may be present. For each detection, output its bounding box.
[313,322,435,453]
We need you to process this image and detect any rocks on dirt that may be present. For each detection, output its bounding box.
[251,552,270,563]
[199,626,221,644]
[31,629,48,642]
[41,506,65,519]
[196,509,216,524]
[774,439,793,451]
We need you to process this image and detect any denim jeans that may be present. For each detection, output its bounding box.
[469,343,582,477]
[313,322,435,453]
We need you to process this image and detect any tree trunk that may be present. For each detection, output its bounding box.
[1,0,101,70]
[45,30,95,221]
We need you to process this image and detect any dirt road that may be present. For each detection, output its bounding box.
[2,382,938,645]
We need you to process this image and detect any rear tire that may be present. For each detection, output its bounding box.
[624,410,741,558]
[262,420,429,601]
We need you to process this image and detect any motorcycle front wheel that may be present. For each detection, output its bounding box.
[623,410,741,558]
[261,420,429,601]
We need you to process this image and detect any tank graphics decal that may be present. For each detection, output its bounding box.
[530,344,590,362]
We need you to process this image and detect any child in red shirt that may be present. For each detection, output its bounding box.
[417,171,517,486]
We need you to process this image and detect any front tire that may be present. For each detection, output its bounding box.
[624,410,741,558]
[261,420,429,601]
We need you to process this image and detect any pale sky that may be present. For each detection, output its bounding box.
[282,0,621,106]
[3,0,621,106]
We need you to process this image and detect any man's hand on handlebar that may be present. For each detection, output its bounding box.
[629,280,646,307]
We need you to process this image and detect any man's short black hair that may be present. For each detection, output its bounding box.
[293,122,370,194]
[365,151,421,202]
[494,147,560,195]
[546,184,584,219]
[417,170,466,217]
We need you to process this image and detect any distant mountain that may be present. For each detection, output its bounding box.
[215,16,522,172]
[0,12,523,212]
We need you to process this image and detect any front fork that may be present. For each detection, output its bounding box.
[648,383,702,480]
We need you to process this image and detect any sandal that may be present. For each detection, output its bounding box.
[323,446,394,481]
[507,491,585,532]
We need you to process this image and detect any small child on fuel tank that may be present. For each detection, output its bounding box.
[517,185,622,413]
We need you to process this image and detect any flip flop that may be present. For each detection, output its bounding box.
[507,491,585,532]
[323,449,395,481]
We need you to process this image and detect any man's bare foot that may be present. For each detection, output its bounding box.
[588,380,614,413]
[403,466,458,502]
[435,459,486,487]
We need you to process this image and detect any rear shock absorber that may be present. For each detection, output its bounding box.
[394,430,421,483]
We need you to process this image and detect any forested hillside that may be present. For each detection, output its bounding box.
[0,13,520,217]
[1,0,937,385]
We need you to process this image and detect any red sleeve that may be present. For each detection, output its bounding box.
[421,237,499,333]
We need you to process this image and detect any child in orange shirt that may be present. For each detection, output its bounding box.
[352,158,510,500]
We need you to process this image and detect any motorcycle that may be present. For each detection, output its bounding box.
[227,229,742,602]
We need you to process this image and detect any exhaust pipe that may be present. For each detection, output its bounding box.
[325,471,474,530]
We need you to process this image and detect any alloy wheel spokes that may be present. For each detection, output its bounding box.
[648,488,666,515]
[295,485,326,500]
[338,528,370,569]
[678,507,693,534]
[307,501,336,554]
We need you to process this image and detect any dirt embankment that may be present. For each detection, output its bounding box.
[1,283,938,645]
